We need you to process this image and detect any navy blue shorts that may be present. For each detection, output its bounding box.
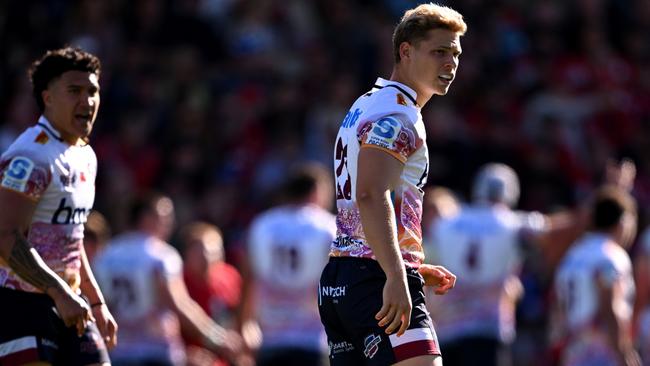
[318,257,440,365]
[0,286,110,366]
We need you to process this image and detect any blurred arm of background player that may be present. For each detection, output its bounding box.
[533,159,637,271]
[157,260,248,365]
[236,253,263,351]
[0,187,93,336]
[633,243,650,340]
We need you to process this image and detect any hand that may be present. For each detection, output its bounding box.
[418,264,456,295]
[207,328,246,363]
[375,274,411,336]
[91,303,118,349]
[47,286,94,337]
[617,347,641,366]
[605,158,636,192]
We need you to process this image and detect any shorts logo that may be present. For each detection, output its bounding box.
[41,338,58,350]
[320,285,346,298]
[1,156,34,192]
[329,341,355,356]
[363,334,382,359]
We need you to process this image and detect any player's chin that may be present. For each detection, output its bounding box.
[433,85,451,96]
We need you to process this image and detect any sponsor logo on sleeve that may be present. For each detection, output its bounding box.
[1,156,34,192]
[366,117,402,147]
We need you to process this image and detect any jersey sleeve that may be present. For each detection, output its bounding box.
[596,258,621,288]
[158,245,183,279]
[357,114,421,163]
[0,153,51,200]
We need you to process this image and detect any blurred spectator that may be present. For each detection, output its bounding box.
[84,210,112,265]
[180,221,245,366]
[2,0,650,363]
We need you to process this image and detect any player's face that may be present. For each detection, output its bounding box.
[42,70,100,144]
[408,29,462,96]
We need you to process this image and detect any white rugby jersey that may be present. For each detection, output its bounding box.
[555,232,634,363]
[0,116,96,293]
[92,232,186,364]
[425,204,545,343]
[637,228,650,365]
[248,203,335,350]
[330,77,428,267]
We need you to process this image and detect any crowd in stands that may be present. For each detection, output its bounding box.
[2,0,650,365]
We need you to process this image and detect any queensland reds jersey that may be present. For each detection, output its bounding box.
[425,205,545,343]
[554,233,634,365]
[248,204,335,351]
[0,116,96,293]
[330,78,428,267]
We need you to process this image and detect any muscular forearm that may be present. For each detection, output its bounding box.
[7,230,67,294]
[357,190,405,278]
[79,244,104,304]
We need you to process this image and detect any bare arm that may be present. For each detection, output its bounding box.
[597,274,640,366]
[633,253,650,339]
[0,188,92,335]
[79,243,118,348]
[356,147,411,336]
[157,270,243,360]
[235,248,262,350]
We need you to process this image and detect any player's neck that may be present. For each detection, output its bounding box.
[42,111,82,145]
[389,68,432,107]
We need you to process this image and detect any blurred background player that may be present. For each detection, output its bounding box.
[93,192,245,366]
[635,225,650,365]
[554,186,640,366]
[180,221,245,366]
[239,162,335,366]
[84,210,112,265]
[425,163,576,366]
[0,47,117,365]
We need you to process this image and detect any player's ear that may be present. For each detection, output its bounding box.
[399,42,411,61]
[42,89,52,108]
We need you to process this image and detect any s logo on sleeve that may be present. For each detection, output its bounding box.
[367,117,402,147]
[1,156,35,192]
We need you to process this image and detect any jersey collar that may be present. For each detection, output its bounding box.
[373,77,419,107]
[37,115,64,142]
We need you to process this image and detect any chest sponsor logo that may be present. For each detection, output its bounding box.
[1,156,34,192]
[363,334,382,359]
[60,172,77,187]
[52,198,90,225]
[342,108,362,128]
